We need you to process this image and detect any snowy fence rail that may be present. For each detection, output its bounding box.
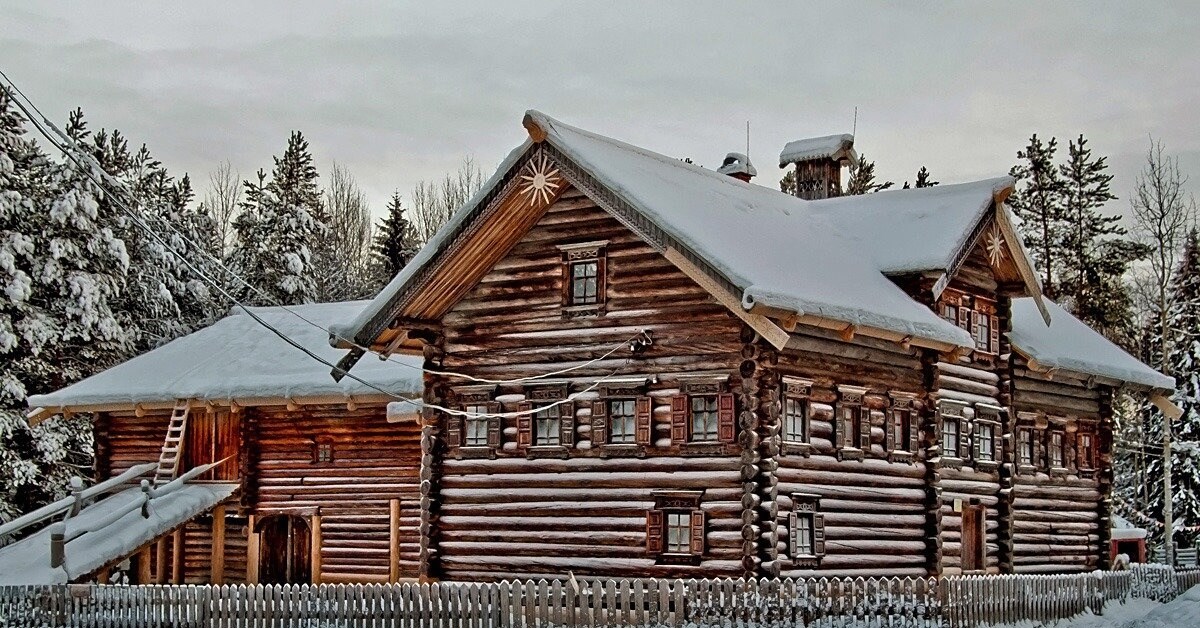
[1,567,1198,628]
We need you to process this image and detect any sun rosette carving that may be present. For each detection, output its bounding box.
[985,223,1006,267]
[518,151,563,207]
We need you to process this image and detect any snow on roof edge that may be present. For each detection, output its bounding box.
[779,133,855,167]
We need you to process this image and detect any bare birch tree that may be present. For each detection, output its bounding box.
[200,161,241,259]
[312,162,375,300]
[410,157,485,243]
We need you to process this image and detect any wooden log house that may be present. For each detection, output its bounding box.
[23,301,425,585]
[19,111,1176,585]
[331,111,1175,581]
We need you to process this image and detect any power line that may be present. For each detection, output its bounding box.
[0,71,633,419]
[0,67,641,388]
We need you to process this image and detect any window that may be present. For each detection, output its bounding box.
[1049,430,1065,468]
[976,422,996,462]
[783,396,809,443]
[890,408,911,451]
[788,493,825,566]
[942,417,960,458]
[941,303,958,325]
[1018,428,1034,466]
[463,404,490,447]
[690,395,719,442]
[534,403,562,446]
[835,387,869,461]
[937,291,999,355]
[647,491,705,564]
[838,405,860,449]
[313,440,333,464]
[974,313,991,352]
[1078,430,1096,471]
[558,241,607,313]
[608,399,637,444]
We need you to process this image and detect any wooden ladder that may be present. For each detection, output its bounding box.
[153,400,190,486]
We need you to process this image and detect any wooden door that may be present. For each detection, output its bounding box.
[183,410,240,480]
[962,502,986,572]
[257,515,311,584]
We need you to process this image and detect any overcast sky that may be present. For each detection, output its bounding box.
[2,2,1198,217]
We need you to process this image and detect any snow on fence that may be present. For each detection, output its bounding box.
[1,566,1197,628]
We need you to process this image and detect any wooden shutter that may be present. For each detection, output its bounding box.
[885,411,896,452]
[635,396,653,445]
[689,510,706,555]
[971,310,982,346]
[813,513,826,557]
[670,395,688,444]
[958,305,971,330]
[717,393,736,443]
[591,400,608,445]
[595,253,607,304]
[989,314,1000,354]
[787,511,798,557]
[834,406,845,448]
[558,401,575,447]
[957,418,971,459]
[445,415,463,448]
[909,412,921,454]
[560,258,571,306]
[645,510,663,553]
[972,423,982,460]
[858,407,871,449]
[516,401,533,449]
[486,402,501,448]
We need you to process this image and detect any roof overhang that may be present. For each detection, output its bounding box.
[26,392,410,425]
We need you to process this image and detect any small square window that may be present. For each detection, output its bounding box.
[942,418,960,458]
[314,440,333,464]
[608,399,637,444]
[783,396,808,443]
[464,404,490,447]
[690,396,719,442]
[534,404,561,446]
[570,260,599,306]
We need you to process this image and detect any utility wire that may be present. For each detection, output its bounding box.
[0,72,630,419]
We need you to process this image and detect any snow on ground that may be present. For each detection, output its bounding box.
[982,585,1200,628]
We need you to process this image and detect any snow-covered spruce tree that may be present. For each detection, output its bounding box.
[779,170,797,196]
[230,133,327,305]
[1009,134,1068,299]
[1166,229,1200,547]
[1056,134,1146,345]
[844,154,893,195]
[903,166,939,189]
[372,191,418,286]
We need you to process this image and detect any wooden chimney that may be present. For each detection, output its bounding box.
[778,134,856,200]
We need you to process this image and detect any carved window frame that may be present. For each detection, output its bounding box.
[973,405,1002,471]
[938,400,968,469]
[647,491,705,565]
[517,385,573,459]
[937,290,1000,360]
[672,377,736,453]
[1076,422,1098,478]
[447,385,501,459]
[834,385,868,461]
[887,393,919,463]
[780,377,814,456]
[789,493,825,567]
[558,240,608,317]
[1048,427,1067,472]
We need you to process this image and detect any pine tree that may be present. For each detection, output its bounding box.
[231,133,327,305]
[904,166,939,189]
[844,154,893,195]
[1056,135,1147,343]
[1009,134,1067,298]
[1166,229,1200,547]
[779,170,797,196]
[372,191,418,285]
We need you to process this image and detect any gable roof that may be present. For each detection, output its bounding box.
[1009,298,1173,391]
[29,301,423,413]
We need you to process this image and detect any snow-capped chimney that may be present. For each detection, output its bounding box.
[717,152,756,182]
[778,134,856,200]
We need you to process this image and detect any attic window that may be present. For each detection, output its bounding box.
[558,241,607,314]
[938,291,999,355]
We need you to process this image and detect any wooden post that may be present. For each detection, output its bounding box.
[155,539,168,584]
[95,569,108,585]
[246,514,260,583]
[171,528,184,584]
[389,498,401,582]
[310,513,323,584]
[136,546,151,584]
[210,505,226,584]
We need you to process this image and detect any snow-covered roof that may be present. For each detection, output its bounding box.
[29,301,423,411]
[716,152,757,178]
[1111,514,1148,540]
[0,482,237,584]
[778,133,856,167]
[1009,298,1174,391]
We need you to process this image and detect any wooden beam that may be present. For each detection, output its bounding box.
[210,504,226,584]
[136,546,152,585]
[310,513,323,584]
[838,325,857,341]
[663,247,791,350]
[246,514,260,584]
[171,528,184,584]
[155,539,167,584]
[1151,392,1184,421]
[389,498,401,582]
[522,113,547,143]
[995,204,1051,325]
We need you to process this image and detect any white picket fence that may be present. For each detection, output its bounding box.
[1,566,1197,628]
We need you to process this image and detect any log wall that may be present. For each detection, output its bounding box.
[432,186,746,580]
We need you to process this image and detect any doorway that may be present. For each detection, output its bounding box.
[961,500,987,572]
[257,515,311,584]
